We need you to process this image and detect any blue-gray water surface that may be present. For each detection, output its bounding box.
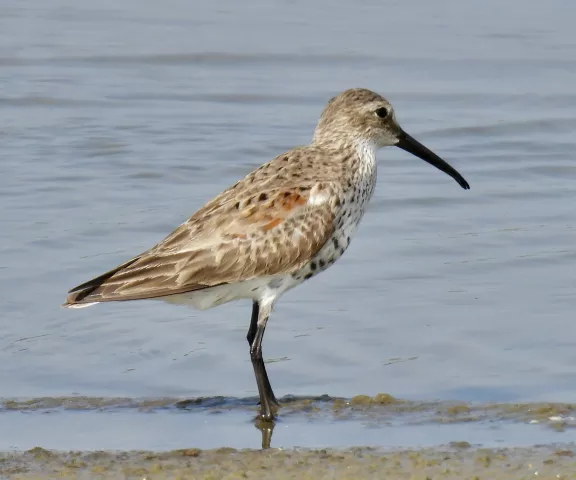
[1,0,576,450]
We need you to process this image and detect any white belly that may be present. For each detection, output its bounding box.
[160,274,300,310]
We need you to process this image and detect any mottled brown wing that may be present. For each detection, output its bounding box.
[65,181,338,305]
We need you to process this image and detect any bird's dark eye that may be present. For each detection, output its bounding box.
[375,107,389,118]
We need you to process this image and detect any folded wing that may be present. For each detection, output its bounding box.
[65,180,338,305]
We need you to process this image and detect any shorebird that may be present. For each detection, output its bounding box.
[64,88,469,422]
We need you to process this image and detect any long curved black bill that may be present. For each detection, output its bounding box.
[396,130,470,190]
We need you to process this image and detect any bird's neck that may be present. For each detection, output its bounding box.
[350,139,377,196]
[312,133,377,162]
[353,138,377,167]
[310,135,378,186]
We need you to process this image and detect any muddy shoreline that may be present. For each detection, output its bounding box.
[2,395,576,477]
[2,445,575,479]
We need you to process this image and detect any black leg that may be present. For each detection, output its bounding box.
[247,301,279,421]
[247,301,279,407]
[247,302,278,407]
[246,301,259,346]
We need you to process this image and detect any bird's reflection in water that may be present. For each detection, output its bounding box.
[254,417,275,449]
[175,394,343,449]
[175,395,278,449]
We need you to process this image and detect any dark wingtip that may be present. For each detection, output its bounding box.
[62,289,88,307]
[65,289,85,304]
[63,257,141,307]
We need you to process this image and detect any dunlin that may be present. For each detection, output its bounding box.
[64,88,469,422]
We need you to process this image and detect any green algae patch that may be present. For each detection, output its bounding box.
[445,403,470,415]
[2,446,576,479]
[176,448,202,457]
[350,394,373,405]
[374,392,399,404]
[349,393,401,406]
[448,441,471,449]
[25,447,55,461]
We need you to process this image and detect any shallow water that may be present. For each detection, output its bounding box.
[0,409,567,451]
[3,395,576,451]
[1,0,576,451]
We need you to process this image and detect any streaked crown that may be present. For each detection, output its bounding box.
[313,88,401,147]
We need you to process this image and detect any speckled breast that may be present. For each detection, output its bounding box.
[292,168,377,283]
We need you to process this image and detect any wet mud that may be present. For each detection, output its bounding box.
[2,445,576,479]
